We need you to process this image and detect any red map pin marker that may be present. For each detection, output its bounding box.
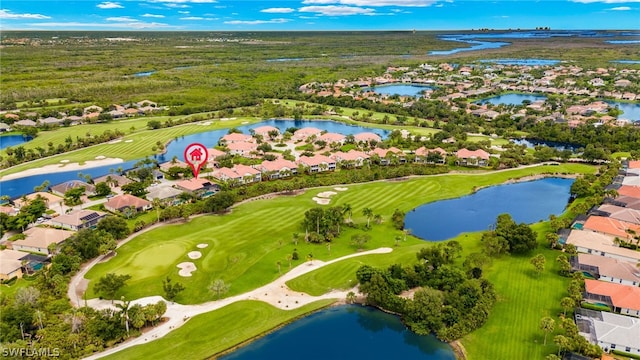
[184,142,209,179]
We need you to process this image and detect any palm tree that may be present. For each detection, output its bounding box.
[362,208,373,228]
[152,198,162,223]
[342,203,353,223]
[539,317,555,345]
[374,214,382,224]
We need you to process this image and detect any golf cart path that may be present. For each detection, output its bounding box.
[82,247,392,360]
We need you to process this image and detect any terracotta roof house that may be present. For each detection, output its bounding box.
[13,192,63,209]
[14,119,37,127]
[455,148,490,167]
[572,254,640,286]
[212,167,243,184]
[565,229,640,263]
[159,160,189,172]
[175,178,218,196]
[584,279,640,317]
[0,249,29,280]
[50,210,107,231]
[227,141,258,157]
[354,132,382,143]
[220,133,254,144]
[596,204,640,225]
[318,132,346,145]
[259,159,298,179]
[105,194,152,213]
[618,186,640,199]
[12,227,75,255]
[0,205,18,216]
[252,125,280,139]
[629,161,640,169]
[583,215,640,240]
[575,309,640,355]
[92,174,132,188]
[292,127,323,142]
[415,147,447,164]
[208,148,227,160]
[50,180,96,197]
[234,164,262,183]
[370,147,406,165]
[331,150,370,168]
[3,113,19,120]
[297,155,336,173]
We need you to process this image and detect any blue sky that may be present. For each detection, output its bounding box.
[1,0,639,31]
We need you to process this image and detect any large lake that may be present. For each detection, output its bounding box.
[363,84,434,97]
[0,120,388,199]
[0,134,31,151]
[220,305,455,360]
[476,93,547,106]
[608,101,640,122]
[405,177,574,241]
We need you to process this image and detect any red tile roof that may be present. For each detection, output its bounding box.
[456,148,490,160]
[584,215,640,239]
[260,159,298,172]
[618,185,640,198]
[105,194,151,211]
[629,160,640,169]
[175,178,212,191]
[354,132,381,142]
[298,155,335,167]
[585,279,640,311]
[221,133,254,143]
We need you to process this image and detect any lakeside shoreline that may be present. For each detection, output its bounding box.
[0,157,124,181]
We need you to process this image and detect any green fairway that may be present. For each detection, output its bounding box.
[102,299,335,360]
[84,163,595,306]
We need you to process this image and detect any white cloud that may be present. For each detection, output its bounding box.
[224,18,290,25]
[148,0,216,3]
[164,3,189,8]
[178,11,190,14]
[299,5,375,15]
[261,7,295,13]
[608,6,632,9]
[302,0,436,6]
[142,13,165,18]
[107,16,139,22]
[97,2,124,9]
[0,9,51,19]
[572,0,640,3]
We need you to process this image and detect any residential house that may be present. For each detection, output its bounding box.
[596,204,640,225]
[252,125,280,139]
[50,180,96,197]
[353,132,382,144]
[212,167,243,184]
[259,159,298,179]
[11,227,74,255]
[105,194,152,213]
[575,309,640,355]
[0,206,18,216]
[146,186,183,204]
[159,160,189,173]
[13,192,63,210]
[39,117,63,126]
[318,132,346,146]
[292,127,323,142]
[571,254,640,286]
[583,279,640,317]
[370,147,406,165]
[331,150,370,168]
[226,142,258,157]
[13,119,37,127]
[564,229,640,263]
[0,249,28,280]
[233,164,262,184]
[455,148,490,166]
[414,147,447,164]
[297,155,336,173]
[220,133,254,144]
[175,178,218,197]
[582,216,640,240]
[83,105,103,114]
[0,122,11,132]
[92,174,132,188]
[50,210,106,231]
[208,148,227,160]
[611,196,640,211]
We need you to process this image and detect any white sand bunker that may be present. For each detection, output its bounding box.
[177,262,197,277]
[197,243,209,249]
[312,197,331,205]
[108,139,122,144]
[60,159,70,163]
[95,155,106,160]
[334,187,348,191]
[317,191,337,198]
[125,140,133,143]
[188,251,202,259]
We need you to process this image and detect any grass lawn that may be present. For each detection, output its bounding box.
[0,116,260,178]
[102,299,335,360]
[84,163,594,306]
[0,277,38,297]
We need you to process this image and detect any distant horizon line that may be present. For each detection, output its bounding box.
[2,28,639,33]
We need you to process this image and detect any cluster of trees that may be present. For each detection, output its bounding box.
[0,195,46,235]
[481,213,538,256]
[357,243,496,341]
[1,129,125,169]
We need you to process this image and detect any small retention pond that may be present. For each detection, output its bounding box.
[0,134,32,151]
[405,177,574,241]
[219,305,455,360]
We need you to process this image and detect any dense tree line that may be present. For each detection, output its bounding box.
[356,243,496,342]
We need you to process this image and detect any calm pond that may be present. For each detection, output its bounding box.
[476,93,547,106]
[363,84,434,97]
[0,120,388,199]
[405,177,574,241]
[219,305,455,360]
[0,134,31,151]
[479,59,561,66]
[607,101,640,122]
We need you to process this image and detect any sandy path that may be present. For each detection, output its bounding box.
[82,247,392,359]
